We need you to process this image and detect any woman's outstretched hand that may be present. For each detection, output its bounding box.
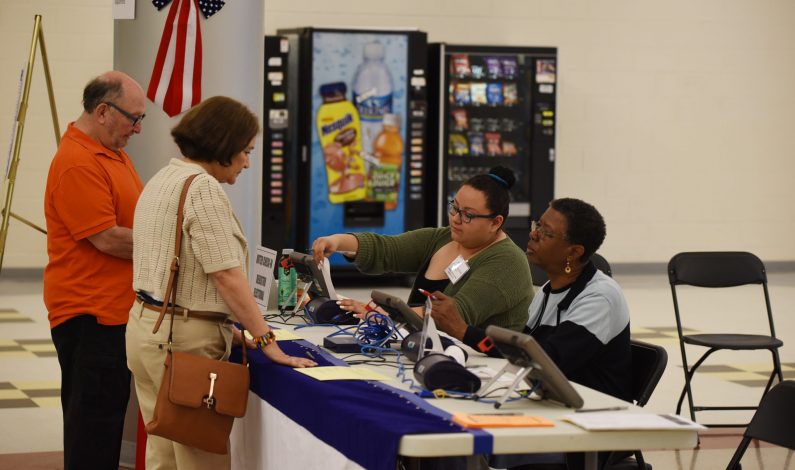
[261,342,317,368]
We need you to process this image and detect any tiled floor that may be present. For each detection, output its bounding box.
[1,267,793,469]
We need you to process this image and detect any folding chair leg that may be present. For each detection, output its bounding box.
[758,349,784,401]
[762,370,777,396]
[634,450,646,469]
[726,436,751,470]
[771,348,784,384]
[676,348,718,421]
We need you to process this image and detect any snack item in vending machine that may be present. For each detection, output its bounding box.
[449,133,469,156]
[451,108,469,130]
[468,132,485,156]
[471,64,485,80]
[536,59,557,83]
[450,54,472,78]
[501,56,518,79]
[470,82,488,106]
[502,140,518,156]
[503,83,518,106]
[485,132,502,156]
[486,82,503,106]
[447,165,459,182]
[485,118,501,132]
[501,118,518,133]
[485,56,501,78]
[454,82,471,105]
[469,117,485,132]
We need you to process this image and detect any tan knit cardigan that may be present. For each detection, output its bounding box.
[132,158,247,315]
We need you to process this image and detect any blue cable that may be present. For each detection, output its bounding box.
[394,351,422,392]
[354,312,396,349]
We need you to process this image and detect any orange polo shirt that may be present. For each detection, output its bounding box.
[43,123,143,329]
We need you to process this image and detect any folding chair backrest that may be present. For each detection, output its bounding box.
[590,253,612,278]
[745,380,795,450]
[668,252,766,288]
[630,340,667,407]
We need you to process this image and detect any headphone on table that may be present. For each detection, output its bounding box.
[401,331,480,393]
[305,297,358,325]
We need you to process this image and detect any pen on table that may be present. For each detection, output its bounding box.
[471,412,523,416]
[305,349,316,361]
[417,288,436,300]
[575,406,628,413]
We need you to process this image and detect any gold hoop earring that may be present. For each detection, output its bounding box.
[564,257,572,274]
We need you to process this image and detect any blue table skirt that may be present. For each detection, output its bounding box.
[232,341,492,470]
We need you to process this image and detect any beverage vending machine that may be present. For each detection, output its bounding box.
[262,28,430,274]
[427,44,557,250]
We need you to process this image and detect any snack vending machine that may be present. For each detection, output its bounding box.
[427,44,557,249]
[262,28,430,273]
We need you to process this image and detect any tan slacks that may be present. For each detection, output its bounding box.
[126,300,234,470]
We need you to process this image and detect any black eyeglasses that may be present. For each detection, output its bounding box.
[104,102,145,127]
[448,201,496,224]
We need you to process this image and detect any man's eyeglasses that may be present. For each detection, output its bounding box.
[448,201,496,224]
[530,220,563,241]
[104,102,145,127]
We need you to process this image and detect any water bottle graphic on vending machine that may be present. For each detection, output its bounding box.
[352,41,393,175]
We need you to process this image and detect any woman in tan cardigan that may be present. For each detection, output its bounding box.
[127,96,314,470]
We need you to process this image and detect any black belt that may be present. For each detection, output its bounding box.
[135,299,229,323]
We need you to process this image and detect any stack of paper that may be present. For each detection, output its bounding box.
[563,412,706,431]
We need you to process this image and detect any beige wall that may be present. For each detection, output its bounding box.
[0,0,112,268]
[3,1,795,268]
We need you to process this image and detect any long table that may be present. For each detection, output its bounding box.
[230,322,698,470]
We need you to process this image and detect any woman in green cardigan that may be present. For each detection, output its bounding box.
[311,166,533,341]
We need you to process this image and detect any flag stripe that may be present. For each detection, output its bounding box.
[193,12,202,108]
[147,0,180,102]
[182,0,198,110]
[148,0,203,117]
[153,8,179,106]
[164,0,189,114]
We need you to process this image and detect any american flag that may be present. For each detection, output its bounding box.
[148,0,225,116]
[153,0,225,18]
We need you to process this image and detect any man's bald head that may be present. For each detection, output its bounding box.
[82,71,144,113]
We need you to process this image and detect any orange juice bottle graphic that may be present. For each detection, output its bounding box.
[371,113,404,210]
[316,82,367,203]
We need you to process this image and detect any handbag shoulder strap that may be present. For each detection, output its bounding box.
[151,173,199,335]
[149,173,249,366]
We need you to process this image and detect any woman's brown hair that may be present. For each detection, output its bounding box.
[171,96,260,166]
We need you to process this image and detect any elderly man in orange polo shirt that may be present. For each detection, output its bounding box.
[44,71,145,470]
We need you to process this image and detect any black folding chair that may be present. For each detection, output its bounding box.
[668,252,784,427]
[726,380,795,469]
[531,252,612,286]
[603,340,668,470]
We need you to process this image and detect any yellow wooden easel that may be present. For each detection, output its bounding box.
[0,15,61,273]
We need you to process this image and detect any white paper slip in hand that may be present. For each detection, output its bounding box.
[320,261,338,300]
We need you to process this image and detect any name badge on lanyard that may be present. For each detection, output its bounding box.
[445,255,470,284]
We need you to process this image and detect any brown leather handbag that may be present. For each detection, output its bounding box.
[145,174,250,455]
